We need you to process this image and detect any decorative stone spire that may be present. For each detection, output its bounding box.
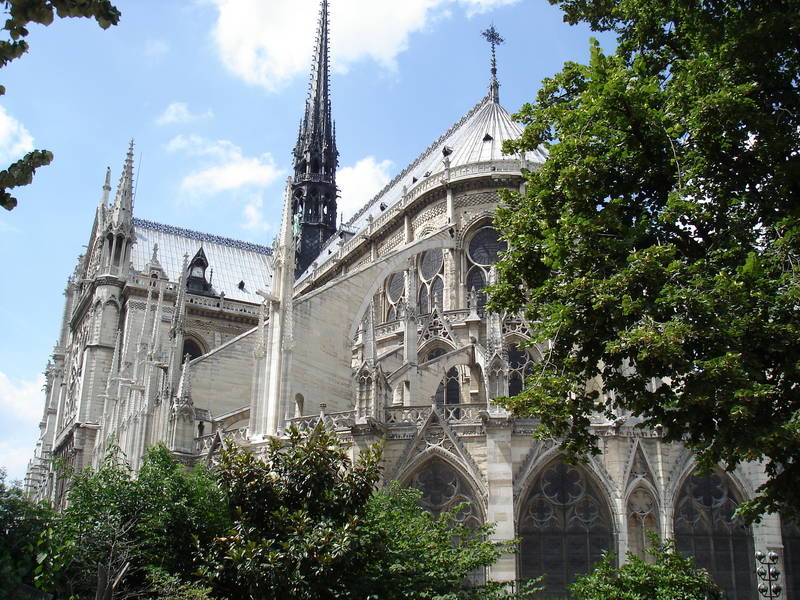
[110,140,135,230]
[100,166,111,212]
[176,353,192,403]
[482,25,504,103]
[291,0,339,278]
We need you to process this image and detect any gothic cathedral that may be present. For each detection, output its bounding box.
[25,1,798,597]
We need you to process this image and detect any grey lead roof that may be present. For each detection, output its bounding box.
[131,218,274,303]
[345,94,547,233]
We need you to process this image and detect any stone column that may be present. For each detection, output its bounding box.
[484,416,517,582]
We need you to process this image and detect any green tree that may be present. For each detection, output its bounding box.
[0,0,120,210]
[198,426,383,600]
[491,0,800,522]
[199,426,540,600]
[359,484,542,600]
[0,468,53,599]
[569,537,723,600]
[37,444,227,600]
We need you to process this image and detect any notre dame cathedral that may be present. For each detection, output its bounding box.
[24,1,797,597]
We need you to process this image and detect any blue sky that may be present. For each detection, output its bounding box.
[0,0,613,481]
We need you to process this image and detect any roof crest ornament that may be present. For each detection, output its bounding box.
[481,25,504,103]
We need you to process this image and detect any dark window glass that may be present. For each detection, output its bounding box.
[409,457,484,584]
[419,286,429,315]
[508,344,528,370]
[784,517,800,600]
[430,278,444,311]
[182,339,204,361]
[509,372,523,396]
[427,348,446,361]
[520,461,613,598]
[420,249,443,280]
[468,227,506,266]
[387,272,404,302]
[673,471,754,600]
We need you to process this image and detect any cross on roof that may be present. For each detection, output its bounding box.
[481,25,504,74]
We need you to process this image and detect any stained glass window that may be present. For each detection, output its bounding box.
[418,249,445,315]
[383,271,405,321]
[519,461,614,598]
[409,457,484,583]
[783,516,800,600]
[468,227,506,266]
[507,342,534,396]
[673,471,754,600]
[420,249,444,281]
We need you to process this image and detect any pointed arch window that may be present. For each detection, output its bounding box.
[383,271,405,321]
[507,341,535,397]
[465,225,506,308]
[626,487,659,561]
[782,516,800,600]
[519,460,614,598]
[673,470,755,600]
[357,372,373,417]
[418,249,445,315]
[408,457,484,584]
[425,348,461,407]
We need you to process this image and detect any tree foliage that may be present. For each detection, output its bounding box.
[0,468,53,598]
[36,444,227,600]
[198,427,383,600]
[0,0,120,210]
[569,536,723,600]
[491,0,800,522]
[199,425,539,600]
[361,484,543,600]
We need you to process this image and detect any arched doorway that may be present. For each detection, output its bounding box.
[518,459,614,598]
[673,469,755,600]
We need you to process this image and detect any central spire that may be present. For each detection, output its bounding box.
[292,0,339,279]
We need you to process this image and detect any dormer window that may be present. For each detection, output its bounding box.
[186,247,212,294]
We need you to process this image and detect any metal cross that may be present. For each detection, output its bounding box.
[481,25,505,74]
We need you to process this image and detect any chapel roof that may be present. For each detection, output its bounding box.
[131,218,274,302]
[344,94,547,233]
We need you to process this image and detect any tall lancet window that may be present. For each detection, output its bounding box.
[507,341,535,396]
[673,470,754,600]
[425,348,461,407]
[465,226,506,308]
[519,460,614,598]
[418,249,445,315]
[384,271,405,321]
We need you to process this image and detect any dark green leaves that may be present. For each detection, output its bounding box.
[491,0,800,523]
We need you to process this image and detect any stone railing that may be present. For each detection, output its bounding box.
[289,410,356,432]
[194,426,249,454]
[384,403,486,426]
[375,319,402,339]
[186,294,260,317]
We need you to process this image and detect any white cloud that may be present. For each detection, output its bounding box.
[166,134,284,195]
[0,106,34,164]
[241,196,272,231]
[0,371,45,482]
[337,156,393,222]
[144,39,170,58]
[156,102,214,125]
[209,0,521,91]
